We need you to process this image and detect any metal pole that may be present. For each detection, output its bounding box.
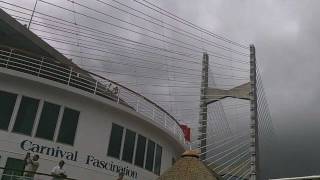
[38,57,44,76]
[117,88,120,104]
[28,0,38,29]
[67,68,73,85]
[199,52,209,160]
[6,49,14,68]
[249,44,259,180]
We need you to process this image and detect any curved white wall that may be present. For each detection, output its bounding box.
[0,70,185,180]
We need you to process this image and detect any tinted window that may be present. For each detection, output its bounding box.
[13,96,39,135]
[36,102,60,140]
[122,129,136,163]
[2,157,25,180]
[134,135,147,167]
[107,123,124,159]
[0,90,17,130]
[145,140,155,171]
[57,108,80,145]
[154,145,162,175]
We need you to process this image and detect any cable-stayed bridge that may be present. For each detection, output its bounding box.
[0,0,275,179]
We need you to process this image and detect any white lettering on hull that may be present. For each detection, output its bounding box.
[20,140,78,161]
[86,155,137,178]
[20,140,138,179]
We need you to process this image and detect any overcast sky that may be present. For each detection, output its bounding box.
[169,0,320,178]
[3,0,320,179]
[106,0,320,178]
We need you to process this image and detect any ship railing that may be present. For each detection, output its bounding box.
[0,47,186,145]
[270,176,320,180]
[0,167,76,180]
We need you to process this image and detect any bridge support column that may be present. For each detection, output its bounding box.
[199,53,209,161]
[250,44,259,180]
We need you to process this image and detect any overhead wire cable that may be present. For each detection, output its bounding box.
[36,35,204,72]
[207,105,228,137]
[191,132,249,149]
[190,131,248,147]
[81,0,249,59]
[168,103,249,112]
[102,0,247,53]
[26,16,204,65]
[32,31,248,80]
[257,66,275,138]
[216,153,250,176]
[238,168,251,179]
[211,149,249,169]
[26,33,205,77]
[0,1,250,66]
[23,19,201,67]
[210,64,249,72]
[134,0,249,49]
[224,159,250,179]
[0,2,205,60]
[29,19,248,70]
[206,108,222,137]
[210,100,232,136]
[63,0,249,58]
[8,9,251,70]
[255,69,273,142]
[38,0,248,59]
[36,0,250,61]
[203,140,249,162]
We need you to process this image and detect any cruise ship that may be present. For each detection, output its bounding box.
[0,8,187,180]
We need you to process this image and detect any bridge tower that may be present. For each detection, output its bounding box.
[198,45,259,179]
[199,53,209,161]
[249,45,259,180]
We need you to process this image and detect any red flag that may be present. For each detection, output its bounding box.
[180,124,191,142]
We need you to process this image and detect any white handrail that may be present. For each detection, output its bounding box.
[0,48,186,145]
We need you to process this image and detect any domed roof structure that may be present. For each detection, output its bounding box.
[157,150,223,180]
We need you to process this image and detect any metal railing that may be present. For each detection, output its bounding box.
[270,176,320,180]
[0,47,185,145]
[0,167,76,180]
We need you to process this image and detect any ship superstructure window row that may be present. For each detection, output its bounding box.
[0,90,80,146]
[107,123,163,175]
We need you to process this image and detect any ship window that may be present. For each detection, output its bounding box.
[121,129,136,163]
[134,135,147,167]
[145,140,155,172]
[154,144,162,175]
[13,96,39,135]
[2,157,25,180]
[107,123,124,159]
[0,90,17,130]
[57,108,80,145]
[36,102,61,140]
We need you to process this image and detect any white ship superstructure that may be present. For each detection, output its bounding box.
[0,8,186,180]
